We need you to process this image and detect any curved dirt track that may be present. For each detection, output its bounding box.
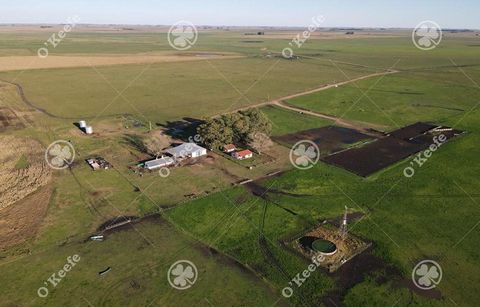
[228,69,398,132]
[0,78,131,120]
[2,66,397,128]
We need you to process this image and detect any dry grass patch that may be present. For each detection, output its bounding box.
[0,136,51,211]
[0,185,53,250]
[0,53,243,72]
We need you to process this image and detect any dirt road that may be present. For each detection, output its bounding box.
[227,69,398,132]
[0,78,133,120]
[2,66,397,130]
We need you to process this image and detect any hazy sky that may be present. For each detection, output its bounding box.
[1,0,478,29]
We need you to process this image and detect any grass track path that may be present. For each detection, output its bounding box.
[228,69,398,132]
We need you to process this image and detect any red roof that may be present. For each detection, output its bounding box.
[223,144,236,151]
[235,149,253,157]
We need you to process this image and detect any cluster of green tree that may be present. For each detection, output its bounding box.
[197,109,272,152]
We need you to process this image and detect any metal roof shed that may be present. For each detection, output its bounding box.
[144,157,175,170]
[165,143,207,158]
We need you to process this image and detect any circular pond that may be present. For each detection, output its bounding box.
[311,239,337,255]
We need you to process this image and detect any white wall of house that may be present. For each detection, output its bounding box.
[192,148,207,158]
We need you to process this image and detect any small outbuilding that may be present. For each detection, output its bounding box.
[144,157,175,170]
[223,144,236,153]
[165,143,207,159]
[232,149,253,160]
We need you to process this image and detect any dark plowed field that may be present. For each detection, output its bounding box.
[323,137,428,177]
[322,122,464,177]
[273,126,372,154]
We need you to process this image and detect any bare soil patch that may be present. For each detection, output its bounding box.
[323,137,426,177]
[0,107,26,131]
[322,123,464,177]
[0,82,35,130]
[273,126,372,155]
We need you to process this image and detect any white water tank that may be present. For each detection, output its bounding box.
[79,120,87,128]
[85,126,93,135]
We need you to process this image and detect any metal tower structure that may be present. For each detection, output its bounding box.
[339,206,348,239]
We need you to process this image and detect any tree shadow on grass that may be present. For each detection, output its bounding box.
[156,117,204,141]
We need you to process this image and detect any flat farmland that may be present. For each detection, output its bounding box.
[0,53,243,72]
[260,105,332,136]
[0,215,284,306]
[0,26,479,307]
[286,70,480,129]
[0,57,373,122]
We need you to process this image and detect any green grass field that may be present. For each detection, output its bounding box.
[287,70,480,129]
[0,57,372,122]
[0,28,479,306]
[260,105,332,136]
[0,215,283,306]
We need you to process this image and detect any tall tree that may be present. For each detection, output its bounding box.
[197,108,272,150]
[248,132,273,154]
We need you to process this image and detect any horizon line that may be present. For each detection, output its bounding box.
[0,23,479,31]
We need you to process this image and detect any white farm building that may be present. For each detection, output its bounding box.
[144,157,175,170]
[165,143,207,159]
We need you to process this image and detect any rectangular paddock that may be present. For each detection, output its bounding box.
[322,123,464,177]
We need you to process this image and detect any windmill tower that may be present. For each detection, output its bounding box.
[339,206,348,239]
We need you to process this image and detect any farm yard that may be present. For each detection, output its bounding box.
[0,22,479,307]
